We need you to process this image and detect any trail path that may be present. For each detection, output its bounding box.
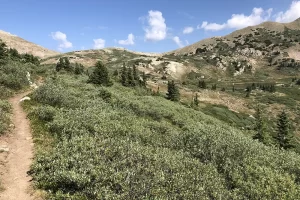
[0,91,35,200]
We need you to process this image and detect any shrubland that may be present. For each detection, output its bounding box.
[26,72,300,199]
[0,40,39,134]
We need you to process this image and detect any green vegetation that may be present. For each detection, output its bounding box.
[275,110,295,150]
[25,72,300,199]
[0,40,39,135]
[0,100,11,134]
[87,61,112,86]
[253,107,270,145]
[120,63,141,87]
[0,40,40,190]
[166,80,180,101]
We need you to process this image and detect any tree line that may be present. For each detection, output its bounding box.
[0,39,40,65]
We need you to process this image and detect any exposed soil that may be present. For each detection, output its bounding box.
[0,91,37,200]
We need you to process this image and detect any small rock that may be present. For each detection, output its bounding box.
[0,146,9,153]
[19,97,31,102]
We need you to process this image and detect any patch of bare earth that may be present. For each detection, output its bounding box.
[148,81,253,114]
[0,92,40,200]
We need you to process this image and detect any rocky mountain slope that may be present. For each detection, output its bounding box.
[165,18,300,76]
[0,30,59,58]
[41,18,300,82]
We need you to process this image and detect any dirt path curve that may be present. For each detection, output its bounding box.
[0,91,35,200]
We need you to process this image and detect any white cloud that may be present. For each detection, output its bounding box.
[183,27,194,34]
[276,1,300,22]
[118,33,135,45]
[51,31,73,50]
[185,40,189,45]
[144,10,167,41]
[93,39,105,49]
[198,22,226,31]
[173,36,184,48]
[199,7,273,31]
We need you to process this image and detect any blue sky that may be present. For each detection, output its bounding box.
[1,0,300,53]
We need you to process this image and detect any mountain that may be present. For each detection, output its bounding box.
[170,17,300,56]
[41,18,300,83]
[0,30,59,58]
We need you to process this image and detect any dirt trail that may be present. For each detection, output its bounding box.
[0,91,35,200]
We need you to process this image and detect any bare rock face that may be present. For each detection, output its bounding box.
[237,48,263,57]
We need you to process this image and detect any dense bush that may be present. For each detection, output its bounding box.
[0,100,11,134]
[0,62,32,90]
[28,75,300,199]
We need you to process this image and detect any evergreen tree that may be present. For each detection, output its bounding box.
[198,80,207,89]
[253,107,270,145]
[156,86,160,95]
[133,65,139,81]
[246,91,251,97]
[141,72,147,87]
[88,61,112,86]
[113,69,119,77]
[8,48,20,59]
[0,40,8,61]
[275,110,295,149]
[127,67,135,86]
[167,80,180,101]
[193,93,199,106]
[74,63,84,75]
[64,57,73,72]
[211,84,217,90]
[270,84,276,93]
[56,58,64,72]
[121,63,127,86]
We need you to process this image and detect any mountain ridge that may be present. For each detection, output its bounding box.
[169,18,300,55]
[0,30,59,58]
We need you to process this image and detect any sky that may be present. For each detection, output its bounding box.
[1,0,300,53]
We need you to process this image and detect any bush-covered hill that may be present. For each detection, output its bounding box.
[25,71,300,199]
[0,39,40,134]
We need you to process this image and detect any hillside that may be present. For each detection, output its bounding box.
[1,17,300,199]
[170,17,300,55]
[0,30,59,58]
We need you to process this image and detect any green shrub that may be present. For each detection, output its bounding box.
[0,100,11,134]
[27,74,300,199]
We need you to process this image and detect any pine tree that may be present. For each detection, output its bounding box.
[275,110,295,149]
[64,57,73,72]
[88,61,112,86]
[121,63,127,86]
[133,65,139,81]
[127,67,135,86]
[194,93,199,106]
[141,72,147,87]
[167,80,180,101]
[156,86,160,95]
[56,57,64,72]
[198,80,207,89]
[0,40,8,61]
[74,63,84,75]
[211,84,217,90]
[253,107,270,145]
[113,69,119,77]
